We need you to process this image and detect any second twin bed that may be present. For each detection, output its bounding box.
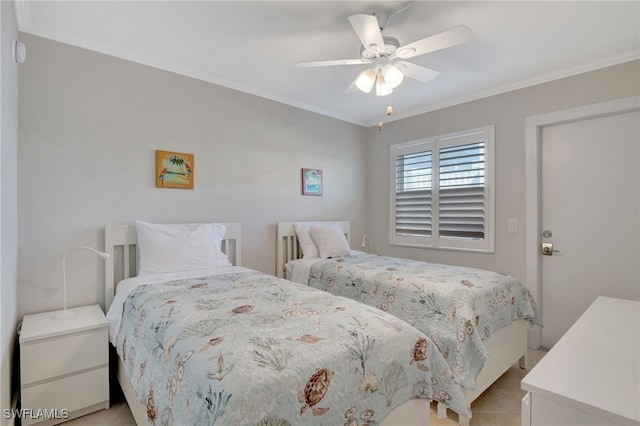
[277,221,541,425]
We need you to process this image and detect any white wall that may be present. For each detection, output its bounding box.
[17,34,368,317]
[366,60,640,283]
[16,33,640,325]
[1,1,19,423]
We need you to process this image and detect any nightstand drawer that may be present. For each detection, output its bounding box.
[21,328,108,385]
[21,366,109,426]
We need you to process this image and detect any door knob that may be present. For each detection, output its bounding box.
[541,243,560,256]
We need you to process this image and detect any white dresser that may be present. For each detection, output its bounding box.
[19,305,109,425]
[521,296,639,426]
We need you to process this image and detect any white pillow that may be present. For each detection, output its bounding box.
[135,220,231,275]
[309,224,352,259]
[294,224,319,258]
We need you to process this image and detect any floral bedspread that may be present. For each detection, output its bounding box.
[306,254,541,390]
[113,269,470,425]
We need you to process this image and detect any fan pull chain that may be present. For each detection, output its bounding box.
[377,73,384,131]
[378,88,393,131]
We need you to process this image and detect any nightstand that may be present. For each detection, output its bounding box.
[19,305,109,425]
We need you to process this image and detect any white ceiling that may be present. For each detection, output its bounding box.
[15,1,640,127]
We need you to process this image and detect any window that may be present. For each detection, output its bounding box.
[390,126,494,252]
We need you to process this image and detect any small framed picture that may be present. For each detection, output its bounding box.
[302,168,323,196]
[156,150,194,189]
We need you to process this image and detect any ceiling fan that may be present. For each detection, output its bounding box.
[297,11,471,97]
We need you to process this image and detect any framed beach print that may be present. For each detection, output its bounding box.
[156,150,194,189]
[302,168,323,196]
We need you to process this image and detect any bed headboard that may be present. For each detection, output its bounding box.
[276,221,350,278]
[104,223,242,310]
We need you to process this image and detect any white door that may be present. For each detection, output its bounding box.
[540,110,639,349]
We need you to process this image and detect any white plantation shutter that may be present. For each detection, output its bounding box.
[394,151,432,237]
[439,186,485,238]
[438,142,485,240]
[395,188,432,237]
[390,126,494,252]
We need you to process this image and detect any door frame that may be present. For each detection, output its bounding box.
[524,95,640,348]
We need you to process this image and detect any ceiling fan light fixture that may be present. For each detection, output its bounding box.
[355,68,377,93]
[375,73,393,96]
[381,63,403,88]
[376,86,393,96]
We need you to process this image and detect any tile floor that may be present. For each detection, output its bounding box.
[64,349,547,426]
[429,349,547,426]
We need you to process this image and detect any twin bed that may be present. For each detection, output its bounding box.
[104,220,539,425]
[277,221,541,426]
[104,222,472,425]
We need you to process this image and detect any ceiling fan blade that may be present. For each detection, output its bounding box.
[396,25,472,59]
[297,58,367,68]
[348,14,385,52]
[394,61,440,83]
